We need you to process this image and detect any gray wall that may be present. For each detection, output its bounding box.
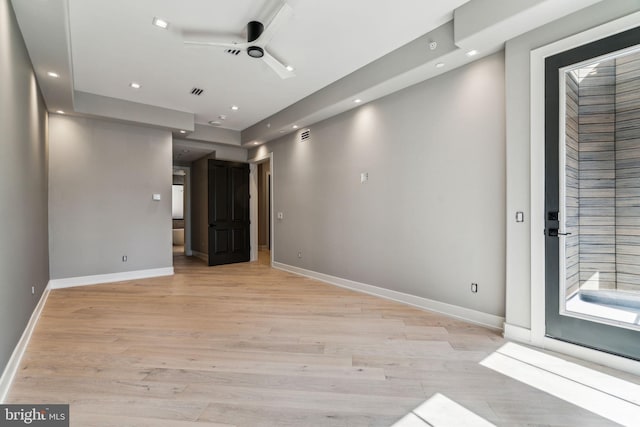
[48,115,172,279]
[0,0,49,374]
[504,0,640,329]
[258,162,271,248]
[191,156,209,255]
[252,52,506,317]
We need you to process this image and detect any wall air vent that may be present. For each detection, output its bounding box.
[225,49,242,56]
[300,129,311,143]
[191,87,204,96]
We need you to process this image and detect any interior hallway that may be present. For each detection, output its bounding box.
[6,255,637,426]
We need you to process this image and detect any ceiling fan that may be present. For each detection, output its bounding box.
[183,2,295,79]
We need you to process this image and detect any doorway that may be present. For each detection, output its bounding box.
[172,167,190,257]
[545,26,640,360]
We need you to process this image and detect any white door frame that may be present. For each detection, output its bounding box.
[249,152,274,265]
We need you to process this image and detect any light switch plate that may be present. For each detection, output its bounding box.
[152,193,161,201]
[516,211,524,223]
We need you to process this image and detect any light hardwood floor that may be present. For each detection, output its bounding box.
[7,252,636,426]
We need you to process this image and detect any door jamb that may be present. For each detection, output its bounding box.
[248,152,274,265]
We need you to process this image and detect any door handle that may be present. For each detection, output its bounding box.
[547,228,572,236]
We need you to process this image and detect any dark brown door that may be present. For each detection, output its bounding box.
[208,160,250,266]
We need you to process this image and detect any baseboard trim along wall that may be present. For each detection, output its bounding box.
[0,287,50,403]
[48,267,174,289]
[273,262,505,330]
[191,251,208,262]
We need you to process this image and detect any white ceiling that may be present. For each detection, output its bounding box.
[67,0,470,131]
[12,0,607,148]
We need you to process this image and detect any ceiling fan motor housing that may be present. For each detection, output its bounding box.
[247,21,264,43]
[247,21,265,58]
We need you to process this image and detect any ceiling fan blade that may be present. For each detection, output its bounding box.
[184,40,249,50]
[257,2,293,45]
[262,50,295,79]
[182,29,243,43]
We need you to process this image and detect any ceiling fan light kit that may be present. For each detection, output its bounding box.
[247,46,264,58]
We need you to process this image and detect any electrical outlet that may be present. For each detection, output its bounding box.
[297,251,302,259]
[31,286,35,295]
[122,255,128,262]
[471,283,478,293]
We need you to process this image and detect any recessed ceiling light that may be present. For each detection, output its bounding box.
[436,62,445,68]
[218,115,227,120]
[292,125,299,129]
[56,110,65,114]
[152,17,169,29]
[354,99,362,103]
[47,72,59,78]
[130,82,141,89]
[179,130,187,134]
[466,50,478,57]
[253,142,259,145]
[286,65,294,72]
[231,105,239,111]
[279,130,286,133]
[208,121,222,127]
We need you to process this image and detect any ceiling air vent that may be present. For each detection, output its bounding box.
[225,49,242,56]
[190,87,204,96]
[299,129,311,143]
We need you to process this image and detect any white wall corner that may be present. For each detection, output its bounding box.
[503,323,532,343]
[273,262,505,330]
[0,287,50,403]
[48,267,174,289]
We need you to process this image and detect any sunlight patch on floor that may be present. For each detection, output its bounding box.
[392,393,495,427]
[480,342,640,425]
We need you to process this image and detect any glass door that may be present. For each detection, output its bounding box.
[545,26,640,360]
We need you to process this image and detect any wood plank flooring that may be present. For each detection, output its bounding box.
[6,252,637,426]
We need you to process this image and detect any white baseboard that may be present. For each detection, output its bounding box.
[191,251,208,262]
[273,262,504,330]
[503,323,532,343]
[0,286,50,403]
[48,267,174,289]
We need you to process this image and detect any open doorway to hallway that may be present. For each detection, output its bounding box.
[172,168,187,257]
